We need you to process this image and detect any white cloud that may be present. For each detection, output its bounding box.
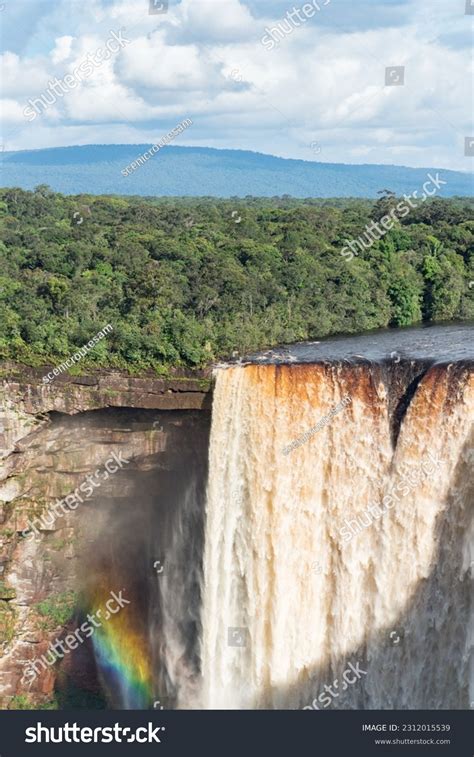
[118,30,221,92]
[0,98,28,125]
[51,35,74,64]
[0,52,51,97]
[0,0,471,170]
[176,0,256,42]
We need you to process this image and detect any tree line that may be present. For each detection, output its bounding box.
[0,186,472,372]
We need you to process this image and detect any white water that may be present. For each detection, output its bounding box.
[156,477,203,707]
[196,362,473,709]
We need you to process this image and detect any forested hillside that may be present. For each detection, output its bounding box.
[1,145,472,198]
[0,186,473,372]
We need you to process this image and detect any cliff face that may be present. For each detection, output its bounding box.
[0,364,212,709]
[1,362,211,418]
[1,353,472,710]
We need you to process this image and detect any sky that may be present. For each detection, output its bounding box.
[0,0,473,169]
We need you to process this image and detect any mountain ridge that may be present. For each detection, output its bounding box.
[1,144,472,198]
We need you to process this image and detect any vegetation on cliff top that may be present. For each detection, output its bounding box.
[0,186,473,373]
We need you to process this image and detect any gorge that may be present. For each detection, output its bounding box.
[0,324,472,711]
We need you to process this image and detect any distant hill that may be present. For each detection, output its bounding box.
[0,144,472,198]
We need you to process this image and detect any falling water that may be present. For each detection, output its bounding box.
[198,361,473,709]
[78,411,209,710]
[154,476,205,709]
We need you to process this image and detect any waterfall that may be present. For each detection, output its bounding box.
[86,454,207,711]
[154,476,205,709]
[198,362,473,709]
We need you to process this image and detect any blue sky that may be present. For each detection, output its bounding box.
[0,0,472,169]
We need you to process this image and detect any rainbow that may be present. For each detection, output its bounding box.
[90,590,153,710]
